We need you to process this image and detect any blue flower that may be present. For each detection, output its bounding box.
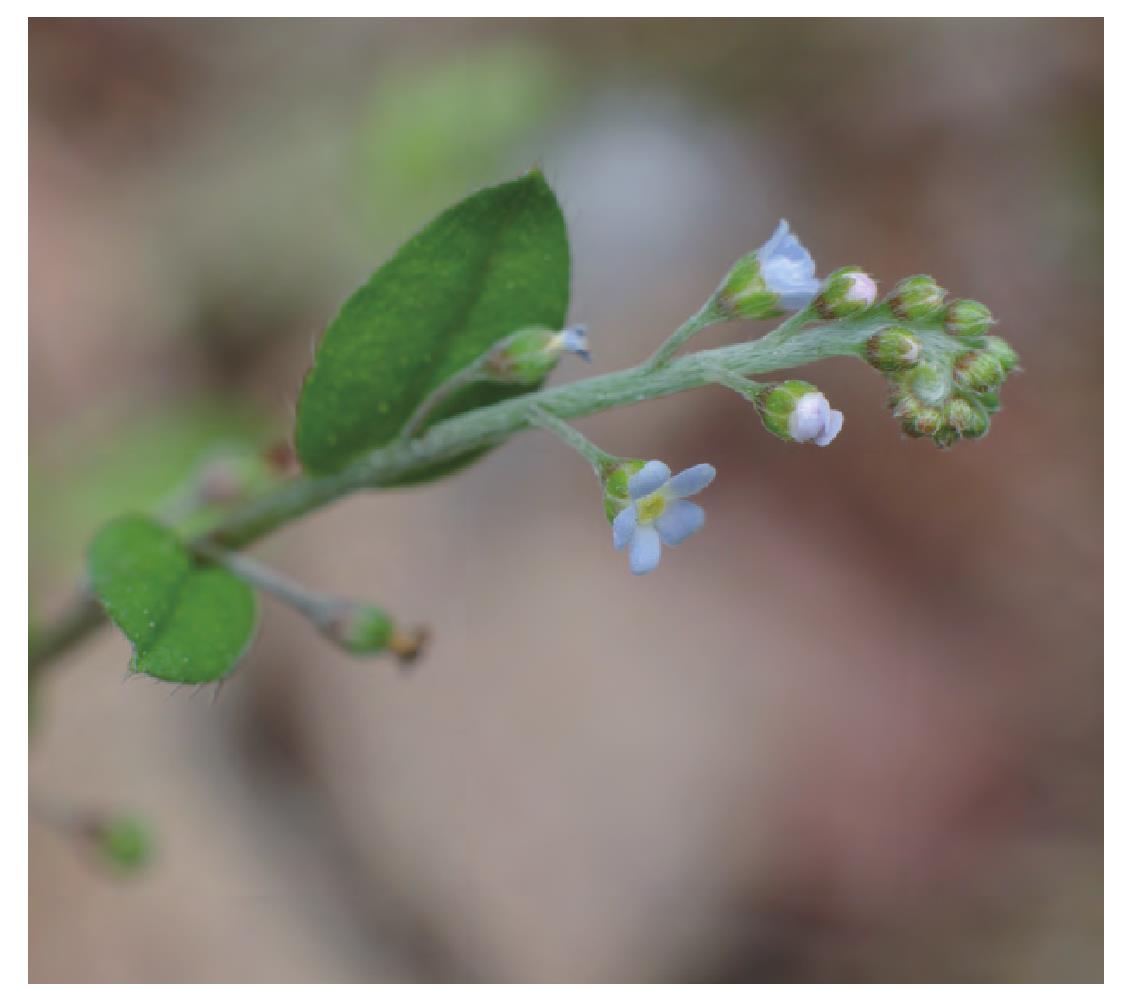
[755,219,821,312]
[610,461,716,575]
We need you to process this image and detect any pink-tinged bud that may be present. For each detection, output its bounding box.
[816,266,878,319]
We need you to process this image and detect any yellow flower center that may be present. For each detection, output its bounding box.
[635,492,667,524]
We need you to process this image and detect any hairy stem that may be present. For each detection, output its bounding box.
[30,310,891,670]
[527,404,618,476]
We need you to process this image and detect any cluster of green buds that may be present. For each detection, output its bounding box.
[866,276,1019,449]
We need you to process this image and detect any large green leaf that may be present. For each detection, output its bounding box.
[88,515,258,684]
[294,170,570,476]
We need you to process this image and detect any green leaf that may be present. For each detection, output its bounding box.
[88,516,258,684]
[294,170,570,476]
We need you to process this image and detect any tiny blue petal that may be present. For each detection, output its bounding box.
[629,526,662,575]
[664,463,716,499]
[655,500,705,547]
[612,505,637,550]
[559,324,591,363]
[628,460,671,499]
[814,409,844,447]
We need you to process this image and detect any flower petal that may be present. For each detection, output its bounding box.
[628,460,671,498]
[655,500,705,547]
[628,525,662,575]
[665,463,717,498]
[788,392,830,442]
[756,219,791,265]
[612,505,637,550]
[814,408,844,447]
[557,324,591,363]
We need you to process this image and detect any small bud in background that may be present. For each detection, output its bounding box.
[887,275,947,320]
[816,266,878,319]
[716,220,820,320]
[88,816,152,874]
[865,326,922,372]
[944,394,990,439]
[482,325,591,385]
[953,349,1006,394]
[981,335,1021,375]
[901,362,952,405]
[758,380,844,447]
[318,602,427,666]
[944,299,994,336]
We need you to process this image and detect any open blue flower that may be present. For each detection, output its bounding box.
[611,461,716,575]
[756,219,821,312]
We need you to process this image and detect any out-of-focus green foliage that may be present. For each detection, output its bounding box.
[355,46,567,227]
[294,170,570,476]
[88,515,258,684]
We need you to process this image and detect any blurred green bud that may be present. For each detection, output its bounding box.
[953,350,1006,394]
[816,266,878,319]
[757,381,844,446]
[900,362,952,405]
[977,390,1002,413]
[318,602,427,665]
[94,816,152,873]
[944,394,990,439]
[893,394,945,438]
[943,299,994,337]
[865,326,921,373]
[482,325,591,384]
[887,275,947,320]
[982,335,1020,375]
[932,426,961,450]
[602,459,646,522]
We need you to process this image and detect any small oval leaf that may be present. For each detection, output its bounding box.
[88,515,258,684]
[294,170,570,476]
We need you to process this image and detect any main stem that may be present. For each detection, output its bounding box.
[29,313,885,671]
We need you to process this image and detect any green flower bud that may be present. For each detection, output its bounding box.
[94,817,152,873]
[887,275,947,320]
[932,426,961,450]
[716,254,782,320]
[318,602,427,665]
[815,266,878,319]
[865,326,921,372]
[893,394,944,438]
[977,391,1002,413]
[981,335,1020,375]
[943,299,994,336]
[953,349,1006,394]
[944,394,990,439]
[900,362,951,405]
[482,325,591,385]
[602,459,646,522]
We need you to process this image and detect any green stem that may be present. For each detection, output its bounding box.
[30,310,893,670]
[527,404,617,476]
[196,543,332,622]
[401,365,483,439]
[642,297,724,370]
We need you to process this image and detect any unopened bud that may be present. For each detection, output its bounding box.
[888,275,947,320]
[982,335,1020,375]
[482,325,590,385]
[900,362,952,405]
[893,394,945,438]
[89,816,152,873]
[865,326,921,372]
[758,381,844,447]
[318,602,427,666]
[953,349,1006,394]
[716,220,820,320]
[816,266,878,319]
[944,299,994,336]
[944,394,990,439]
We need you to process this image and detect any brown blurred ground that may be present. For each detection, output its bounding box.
[29,18,1102,982]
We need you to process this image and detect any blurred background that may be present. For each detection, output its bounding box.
[29,18,1102,982]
